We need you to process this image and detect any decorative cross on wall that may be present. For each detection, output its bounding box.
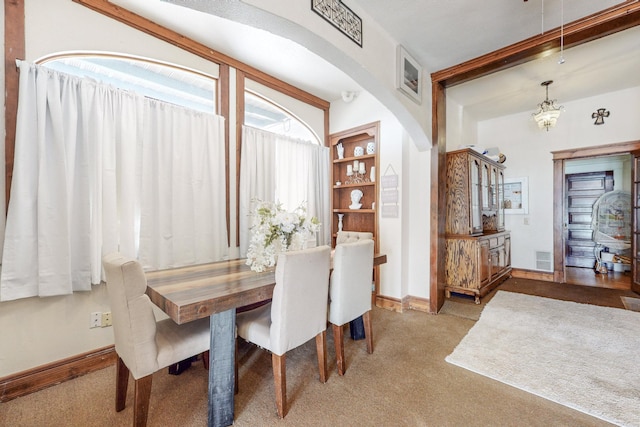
[591,108,610,125]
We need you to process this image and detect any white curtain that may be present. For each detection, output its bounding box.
[138,100,227,269]
[0,61,227,301]
[239,126,330,255]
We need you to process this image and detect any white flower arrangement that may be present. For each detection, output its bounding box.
[246,200,321,272]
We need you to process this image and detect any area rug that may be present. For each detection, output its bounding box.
[446,291,640,427]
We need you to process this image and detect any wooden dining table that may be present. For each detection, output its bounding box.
[145,253,387,427]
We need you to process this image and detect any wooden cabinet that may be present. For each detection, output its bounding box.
[445,148,511,303]
[330,122,380,292]
[445,231,512,304]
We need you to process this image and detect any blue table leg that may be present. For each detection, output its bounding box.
[208,308,235,427]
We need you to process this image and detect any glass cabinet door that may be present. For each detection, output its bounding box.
[470,158,483,234]
[497,168,505,230]
[490,166,498,209]
[632,151,640,293]
[481,163,490,211]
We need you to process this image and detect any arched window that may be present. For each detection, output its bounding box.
[40,53,217,113]
[245,90,320,144]
[2,54,229,300]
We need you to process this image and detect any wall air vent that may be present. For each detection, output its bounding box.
[536,251,552,271]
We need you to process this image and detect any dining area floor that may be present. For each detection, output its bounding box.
[2,277,627,426]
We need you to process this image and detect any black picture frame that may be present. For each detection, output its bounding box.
[311,0,362,47]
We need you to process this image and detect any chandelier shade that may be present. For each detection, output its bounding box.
[533,80,563,131]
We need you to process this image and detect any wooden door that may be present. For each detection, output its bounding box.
[632,151,640,294]
[565,171,614,268]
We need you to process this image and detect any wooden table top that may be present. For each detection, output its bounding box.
[146,259,275,324]
[146,253,388,324]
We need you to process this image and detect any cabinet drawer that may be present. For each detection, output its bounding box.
[487,235,505,248]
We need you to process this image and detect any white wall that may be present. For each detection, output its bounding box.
[475,86,640,271]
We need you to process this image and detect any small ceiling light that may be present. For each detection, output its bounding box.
[533,80,564,131]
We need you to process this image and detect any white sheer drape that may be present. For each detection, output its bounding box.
[0,62,227,301]
[138,100,227,269]
[239,126,276,256]
[239,126,330,255]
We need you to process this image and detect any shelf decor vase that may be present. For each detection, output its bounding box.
[337,213,344,232]
[366,141,376,155]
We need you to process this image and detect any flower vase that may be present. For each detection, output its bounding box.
[337,213,344,232]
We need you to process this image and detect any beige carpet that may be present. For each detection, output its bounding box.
[438,298,483,321]
[1,299,610,427]
[446,291,640,427]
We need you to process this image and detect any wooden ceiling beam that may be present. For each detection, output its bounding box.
[432,1,640,87]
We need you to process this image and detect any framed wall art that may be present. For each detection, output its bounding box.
[311,0,362,47]
[504,177,529,214]
[397,45,422,104]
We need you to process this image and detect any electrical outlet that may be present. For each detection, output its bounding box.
[101,312,112,327]
[90,311,102,328]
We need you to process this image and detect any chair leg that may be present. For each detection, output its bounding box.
[133,375,153,427]
[116,356,129,412]
[315,330,328,383]
[363,310,374,354]
[272,353,287,418]
[202,351,210,370]
[332,323,346,375]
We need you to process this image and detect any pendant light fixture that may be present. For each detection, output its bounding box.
[533,80,563,131]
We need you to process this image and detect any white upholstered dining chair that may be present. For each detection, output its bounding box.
[102,253,210,427]
[335,230,373,244]
[328,239,375,375]
[235,245,331,418]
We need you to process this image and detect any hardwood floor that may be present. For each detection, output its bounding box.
[495,273,638,310]
[565,265,631,290]
[447,266,638,310]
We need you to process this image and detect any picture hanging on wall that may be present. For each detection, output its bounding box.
[311,0,363,47]
[397,45,422,104]
[381,164,399,218]
[504,177,529,214]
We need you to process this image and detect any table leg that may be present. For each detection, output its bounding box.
[349,315,365,340]
[208,308,235,427]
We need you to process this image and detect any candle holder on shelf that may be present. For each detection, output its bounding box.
[345,159,370,184]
